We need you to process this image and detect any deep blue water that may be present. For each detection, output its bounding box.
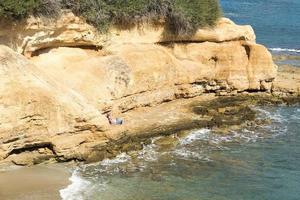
[221,0,300,53]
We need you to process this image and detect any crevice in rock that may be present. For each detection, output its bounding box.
[242,44,251,59]
[6,142,56,158]
[20,114,43,120]
[2,136,22,144]
[74,124,104,133]
[30,44,103,57]
[112,90,149,101]
[157,37,249,46]
[241,89,261,93]
[209,56,218,62]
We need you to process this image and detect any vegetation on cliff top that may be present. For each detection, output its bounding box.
[0,0,60,19]
[0,0,222,35]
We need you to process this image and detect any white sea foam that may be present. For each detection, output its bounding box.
[174,129,216,161]
[179,129,251,145]
[254,107,285,123]
[231,130,262,143]
[100,153,131,166]
[173,147,211,161]
[292,109,300,120]
[61,105,295,200]
[225,12,239,17]
[271,126,288,137]
[179,129,211,145]
[60,170,92,200]
[137,143,159,162]
[269,48,300,53]
[255,106,292,138]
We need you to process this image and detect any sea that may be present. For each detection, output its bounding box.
[59,1,300,199]
[222,0,300,54]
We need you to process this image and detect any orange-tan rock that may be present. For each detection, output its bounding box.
[0,11,280,165]
[0,12,255,57]
[0,45,108,165]
[273,65,300,95]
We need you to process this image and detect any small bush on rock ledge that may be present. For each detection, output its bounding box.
[0,0,222,35]
[0,0,61,19]
[69,0,222,35]
[0,0,40,19]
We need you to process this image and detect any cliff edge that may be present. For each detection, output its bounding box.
[0,12,280,165]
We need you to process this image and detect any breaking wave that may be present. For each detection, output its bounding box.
[100,153,131,166]
[179,129,211,145]
[59,170,92,200]
[269,48,300,53]
[60,105,297,199]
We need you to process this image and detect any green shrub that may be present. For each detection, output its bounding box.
[69,0,168,31]
[0,0,61,19]
[168,0,222,35]
[0,0,41,19]
[0,0,222,35]
[34,0,61,18]
[69,0,222,35]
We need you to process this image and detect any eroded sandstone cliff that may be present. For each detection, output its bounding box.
[0,12,280,165]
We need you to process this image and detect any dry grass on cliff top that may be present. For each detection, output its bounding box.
[0,0,222,35]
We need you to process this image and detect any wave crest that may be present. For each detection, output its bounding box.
[59,170,92,200]
[269,48,300,53]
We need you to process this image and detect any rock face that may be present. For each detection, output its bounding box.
[31,41,276,113]
[0,12,102,58]
[0,12,255,57]
[273,65,300,95]
[0,45,110,165]
[0,12,278,165]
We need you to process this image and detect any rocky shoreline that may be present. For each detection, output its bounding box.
[0,94,299,200]
[1,93,299,166]
[0,12,299,166]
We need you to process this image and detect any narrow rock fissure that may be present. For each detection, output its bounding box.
[157,37,248,46]
[30,44,103,57]
[242,44,251,59]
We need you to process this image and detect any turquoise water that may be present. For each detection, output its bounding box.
[60,105,300,200]
[221,0,300,66]
[221,0,300,52]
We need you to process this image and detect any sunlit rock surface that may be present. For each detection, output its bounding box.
[0,11,282,165]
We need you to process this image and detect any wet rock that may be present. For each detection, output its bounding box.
[260,80,272,92]
[193,106,209,116]
[272,65,300,96]
[154,135,180,150]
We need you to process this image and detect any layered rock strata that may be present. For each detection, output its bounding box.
[0,12,281,165]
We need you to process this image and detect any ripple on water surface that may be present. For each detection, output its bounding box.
[60,105,300,200]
